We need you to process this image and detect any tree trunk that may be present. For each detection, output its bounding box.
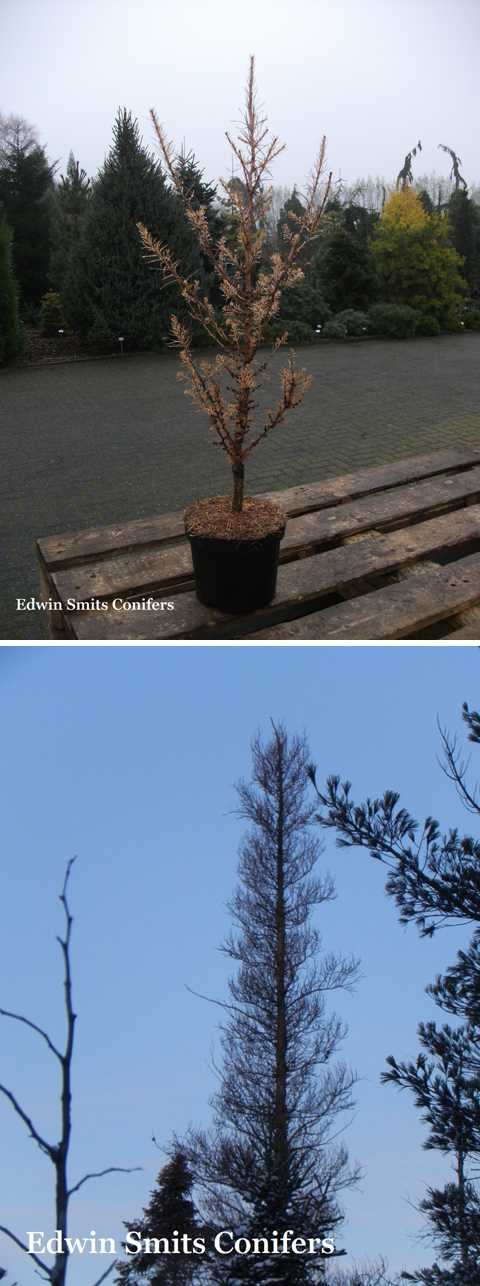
[232,462,244,513]
[274,735,288,1189]
[457,1149,468,1268]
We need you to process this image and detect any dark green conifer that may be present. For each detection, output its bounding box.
[175,151,227,306]
[277,189,312,273]
[49,152,92,291]
[117,1148,207,1286]
[447,189,480,305]
[317,228,378,313]
[0,215,24,364]
[61,110,207,350]
[0,137,56,306]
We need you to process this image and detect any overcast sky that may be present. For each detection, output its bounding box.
[1,644,480,1283]
[1,0,479,196]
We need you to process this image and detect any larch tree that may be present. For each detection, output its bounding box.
[184,723,360,1286]
[137,57,331,514]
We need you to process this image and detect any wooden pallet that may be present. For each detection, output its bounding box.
[36,446,480,641]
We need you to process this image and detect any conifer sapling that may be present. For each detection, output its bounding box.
[137,58,331,523]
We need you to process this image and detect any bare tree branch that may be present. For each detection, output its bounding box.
[0,1227,49,1278]
[0,1082,54,1156]
[68,1165,142,1197]
[89,1263,118,1286]
[0,1006,62,1060]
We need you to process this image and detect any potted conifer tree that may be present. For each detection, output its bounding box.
[138,58,331,614]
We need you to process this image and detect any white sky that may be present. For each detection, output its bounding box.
[1,0,479,194]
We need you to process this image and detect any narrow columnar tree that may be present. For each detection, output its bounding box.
[0,215,23,364]
[49,151,92,291]
[138,58,331,512]
[0,128,56,306]
[185,723,359,1286]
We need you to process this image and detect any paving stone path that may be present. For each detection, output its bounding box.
[1,333,480,639]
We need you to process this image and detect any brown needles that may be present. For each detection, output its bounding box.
[138,56,331,512]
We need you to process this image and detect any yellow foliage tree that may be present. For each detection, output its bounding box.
[371,185,466,320]
[381,186,428,230]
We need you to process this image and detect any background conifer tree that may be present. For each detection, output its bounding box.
[383,1021,480,1283]
[0,129,55,307]
[277,190,312,272]
[316,228,378,314]
[308,699,480,936]
[61,110,207,350]
[117,1149,207,1286]
[49,152,92,291]
[369,187,466,323]
[175,151,226,304]
[446,188,480,306]
[309,702,480,1282]
[0,215,24,364]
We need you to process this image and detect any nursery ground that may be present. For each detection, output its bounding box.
[1,332,480,640]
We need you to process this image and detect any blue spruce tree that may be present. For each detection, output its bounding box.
[62,110,207,350]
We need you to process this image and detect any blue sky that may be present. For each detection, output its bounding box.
[0,643,480,1283]
[1,0,479,195]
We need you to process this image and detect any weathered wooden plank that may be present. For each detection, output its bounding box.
[444,618,480,640]
[258,445,480,516]
[37,445,480,571]
[37,510,186,571]
[52,543,194,606]
[50,464,480,608]
[248,553,480,639]
[37,549,68,635]
[69,504,480,639]
[281,464,480,555]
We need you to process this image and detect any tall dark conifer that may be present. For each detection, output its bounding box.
[49,152,92,291]
[61,110,207,349]
[186,724,359,1286]
[175,151,227,305]
[309,702,480,1282]
[0,216,23,364]
[0,137,55,306]
[447,189,480,305]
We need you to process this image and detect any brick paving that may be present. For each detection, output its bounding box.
[1,333,480,640]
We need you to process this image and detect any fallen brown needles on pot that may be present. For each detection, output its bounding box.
[184,496,286,541]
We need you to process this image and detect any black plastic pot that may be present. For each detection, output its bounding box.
[186,526,285,614]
